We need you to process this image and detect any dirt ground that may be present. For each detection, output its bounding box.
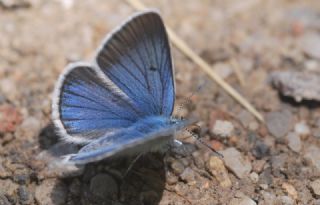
[1,0,320,204]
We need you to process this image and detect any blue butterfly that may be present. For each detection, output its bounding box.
[52,11,192,165]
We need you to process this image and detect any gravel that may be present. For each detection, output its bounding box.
[310,179,320,196]
[35,179,67,205]
[206,155,232,188]
[89,174,118,199]
[266,110,294,138]
[286,132,302,153]
[304,145,320,172]
[220,147,252,179]
[211,120,234,138]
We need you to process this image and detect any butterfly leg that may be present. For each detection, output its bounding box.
[121,152,144,180]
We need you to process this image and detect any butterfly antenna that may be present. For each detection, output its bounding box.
[175,80,207,119]
[185,126,223,158]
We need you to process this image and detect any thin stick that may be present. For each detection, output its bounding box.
[125,0,264,123]
[230,58,245,86]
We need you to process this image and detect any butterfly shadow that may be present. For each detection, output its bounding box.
[38,123,166,205]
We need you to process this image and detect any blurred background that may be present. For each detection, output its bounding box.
[0,0,320,204]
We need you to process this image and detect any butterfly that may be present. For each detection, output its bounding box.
[51,11,193,165]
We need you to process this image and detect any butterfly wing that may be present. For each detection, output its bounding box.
[52,62,142,144]
[95,11,175,116]
[63,119,193,164]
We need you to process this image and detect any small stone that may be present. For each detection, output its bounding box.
[266,110,293,138]
[170,160,185,175]
[252,141,270,159]
[179,167,196,185]
[248,121,259,131]
[192,151,206,169]
[249,172,259,183]
[230,192,256,205]
[35,179,67,205]
[261,191,276,204]
[0,104,22,133]
[213,62,233,79]
[0,194,10,205]
[304,145,320,171]
[0,79,18,101]
[275,196,294,205]
[206,156,232,188]
[282,182,298,200]
[237,110,255,128]
[16,117,42,139]
[166,171,178,185]
[0,179,18,197]
[300,32,320,60]
[286,132,302,153]
[140,191,159,205]
[259,168,273,185]
[90,174,118,199]
[220,147,252,179]
[69,179,81,196]
[18,186,32,205]
[310,179,320,196]
[252,159,266,173]
[212,120,234,138]
[294,121,310,136]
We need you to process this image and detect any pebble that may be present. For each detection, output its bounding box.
[266,110,293,138]
[140,191,159,205]
[252,141,270,159]
[211,120,234,138]
[89,174,118,199]
[252,159,267,173]
[0,194,10,205]
[249,172,259,183]
[35,179,67,205]
[275,196,294,205]
[294,121,310,136]
[206,156,232,188]
[16,116,41,139]
[261,191,276,204]
[237,110,255,128]
[270,71,320,102]
[18,185,32,205]
[310,179,320,196]
[170,160,185,175]
[0,104,22,133]
[192,151,206,169]
[0,179,18,197]
[299,32,320,60]
[286,132,302,153]
[282,182,298,200]
[179,167,196,185]
[304,145,320,171]
[69,179,81,196]
[259,168,273,185]
[229,192,256,205]
[220,147,252,179]
[0,79,18,101]
[213,62,233,79]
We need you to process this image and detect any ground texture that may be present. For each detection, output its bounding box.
[1,0,320,204]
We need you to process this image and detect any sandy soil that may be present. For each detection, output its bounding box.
[1,0,320,204]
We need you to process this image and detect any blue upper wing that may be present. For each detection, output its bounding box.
[52,63,142,144]
[95,11,175,116]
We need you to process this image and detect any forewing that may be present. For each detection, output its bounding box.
[52,63,141,144]
[95,11,175,116]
